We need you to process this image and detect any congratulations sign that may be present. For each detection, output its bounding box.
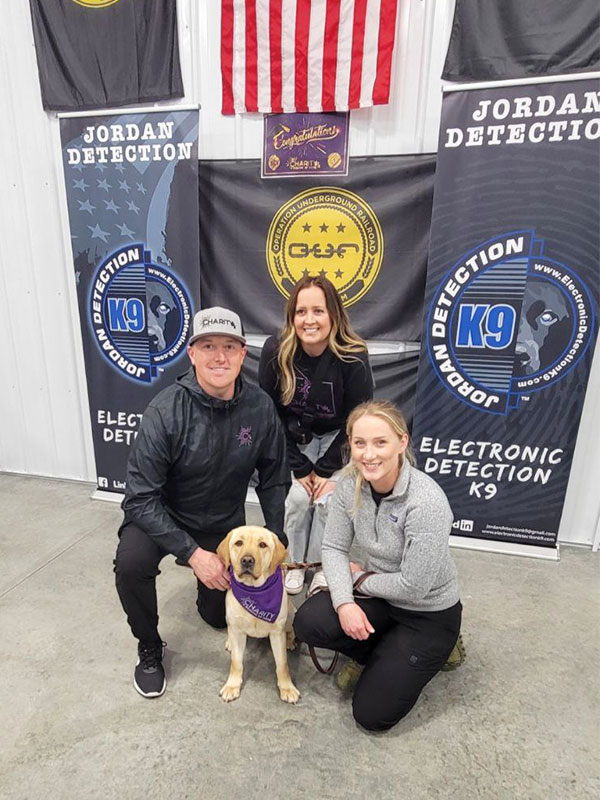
[262,112,349,177]
[412,79,599,550]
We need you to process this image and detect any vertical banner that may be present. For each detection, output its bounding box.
[412,79,599,551]
[60,108,199,493]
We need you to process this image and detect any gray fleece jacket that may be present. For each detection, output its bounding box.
[322,461,459,612]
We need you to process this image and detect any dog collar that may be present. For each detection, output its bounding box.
[229,566,284,624]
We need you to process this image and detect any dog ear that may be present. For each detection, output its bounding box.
[269,533,288,573]
[216,530,233,569]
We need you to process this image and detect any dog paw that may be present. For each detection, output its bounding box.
[286,632,297,651]
[225,638,231,652]
[219,682,241,702]
[279,684,301,704]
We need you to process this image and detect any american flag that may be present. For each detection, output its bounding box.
[221,0,400,114]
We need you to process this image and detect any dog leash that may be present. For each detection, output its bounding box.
[306,571,375,675]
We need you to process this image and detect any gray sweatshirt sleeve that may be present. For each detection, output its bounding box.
[360,495,454,604]
[321,480,356,610]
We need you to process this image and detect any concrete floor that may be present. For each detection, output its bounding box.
[1,473,598,800]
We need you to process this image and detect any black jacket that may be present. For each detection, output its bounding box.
[121,367,290,560]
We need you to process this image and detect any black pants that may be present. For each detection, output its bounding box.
[294,592,462,732]
[114,523,227,644]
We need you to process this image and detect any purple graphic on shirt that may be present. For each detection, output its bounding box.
[297,369,311,404]
[236,426,253,447]
[291,368,336,419]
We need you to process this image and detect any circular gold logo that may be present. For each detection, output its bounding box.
[71,0,120,8]
[327,152,342,169]
[266,188,384,306]
[268,154,280,171]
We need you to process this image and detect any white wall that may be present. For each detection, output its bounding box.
[0,1,598,547]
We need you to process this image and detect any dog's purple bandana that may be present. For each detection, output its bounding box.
[229,566,284,624]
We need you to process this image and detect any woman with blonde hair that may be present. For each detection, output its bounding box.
[259,275,373,594]
[294,400,462,732]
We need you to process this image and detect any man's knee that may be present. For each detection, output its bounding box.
[114,529,161,581]
[196,585,227,629]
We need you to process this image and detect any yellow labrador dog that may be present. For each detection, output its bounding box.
[216,526,300,704]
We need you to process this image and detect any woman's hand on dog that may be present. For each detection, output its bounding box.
[188,547,230,590]
[337,602,375,640]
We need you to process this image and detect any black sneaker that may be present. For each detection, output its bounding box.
[134,641,166,698]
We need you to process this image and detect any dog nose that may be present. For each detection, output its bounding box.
[241,555,255,570]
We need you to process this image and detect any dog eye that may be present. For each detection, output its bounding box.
[258,542,268,548]
[234,540,243,547]
[538,310,558,326]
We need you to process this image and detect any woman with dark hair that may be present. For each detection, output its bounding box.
[293,400,463,732]
[258,275,373,594]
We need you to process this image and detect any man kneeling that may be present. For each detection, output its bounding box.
[114,307,289,698]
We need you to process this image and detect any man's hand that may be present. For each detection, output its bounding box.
[312,476,336,500]
[337,602,375,640]
[188,547,230,591]
[296,473,315,497]
[349,561,364,574]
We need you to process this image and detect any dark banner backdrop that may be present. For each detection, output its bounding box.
[60,109,199,493]
[412,79,600,549]
[30,0,183,111]
[198,155,436,342]
[443,0,600,82]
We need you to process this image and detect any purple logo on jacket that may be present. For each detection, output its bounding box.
[236,426,253,446]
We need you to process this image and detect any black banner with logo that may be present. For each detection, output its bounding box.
[442,0,599,83]
[60,109,199,493]
[198,155,436,342]
[30,0,183,111]
[412,79,600,549]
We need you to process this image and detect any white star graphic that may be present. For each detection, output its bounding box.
[104,199,120,214]
[88,223,110,242]
[127,200,140,214]
[116,222,136,240]
[77,199,95,215]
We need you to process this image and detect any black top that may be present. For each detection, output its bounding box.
[258,335,373,479]
[122,368,290,561]
[370,486,393,507]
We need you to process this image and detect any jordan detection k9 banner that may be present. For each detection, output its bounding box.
[412,78,599,552]
[60,108,199,493]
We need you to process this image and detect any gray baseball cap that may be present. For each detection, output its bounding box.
[188,306,246,346]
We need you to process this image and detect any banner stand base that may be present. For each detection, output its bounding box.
[449,535,560,561]
[92,489,124,504]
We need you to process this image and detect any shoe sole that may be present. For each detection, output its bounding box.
[133,656,167,698]
[133,674,167,698]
